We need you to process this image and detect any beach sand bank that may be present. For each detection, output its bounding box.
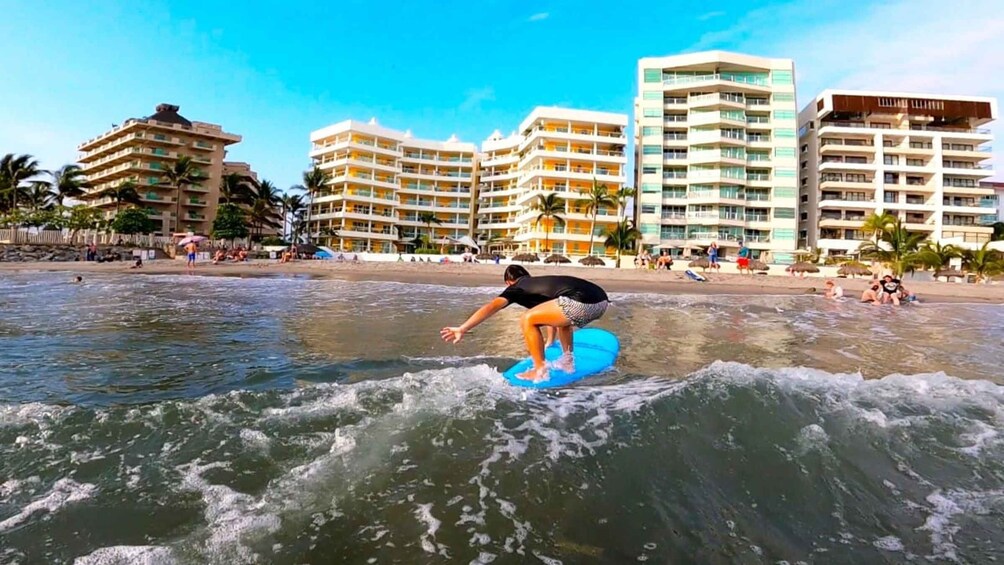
[2,259,1002,304]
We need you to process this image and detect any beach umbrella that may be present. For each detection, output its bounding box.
[787,261,820,273]
[512,253,539,263]
[476,252,497,260]
[579,256,606,267]
[543,254,571,264]
[934,268,965,279]
[296,243,319,255]
[176,235,208,246]
[749,259,769,271]
[837,262,871,277]
[688,257,710,269]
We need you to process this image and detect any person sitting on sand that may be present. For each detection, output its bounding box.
[824,280,844,300]
[212,249,226,264]
[656,252,673,270]
[236,249,248,262]
[440,265,609,383]
[861,283,881,305]
[880,275,903,305]
[131,257,143,269]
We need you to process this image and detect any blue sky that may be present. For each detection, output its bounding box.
[2,0,1002,188]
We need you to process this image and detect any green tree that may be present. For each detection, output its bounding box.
[614,186,636,220]
[245,180,283,241]
[24,182,52,212]
[281,193,306,240]
[992,222,1004,241]
[0,154,42,242]
[293,167,327,242]
[417,211,442,251]
[111,207,156,235]
[159,156,207,233]
[857,217,927,276]
[48,164,90,206]
[212,203,249,240]
[914,241,963,270]
[533,193,565,253]
[862,212,897,242]
[604,220,642,268]
[962,242,1004,283]
[65,205,104,240]
[219,172,253,205]
[584,178,616,257]
[104,180,142,212]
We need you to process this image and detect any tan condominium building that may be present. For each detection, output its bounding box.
[307,119,477,253]
[78,103,241,236]
[634,51,800,264]
[478,107,628,256]
[798,90,998,254]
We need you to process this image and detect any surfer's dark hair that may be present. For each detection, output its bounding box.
[504,265,530,282]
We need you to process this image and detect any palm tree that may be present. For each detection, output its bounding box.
[604,220,642,268]
[292,167,328,243]
[915,241,963,271]
[245,180,283,241]
[104,180,142,212]
[962,242,1004,283]
[280,193,306,240]
[48,164,89,207]
[219,172,253,205]
[614,186,636,220]
[0,153,43,242]
[862,212,897,243]
[160,156,207,233]
[584,178,616,257]
[417,211,442,251]
[857,217,927,276]
[24,182,52,212]
[533,193,565,253]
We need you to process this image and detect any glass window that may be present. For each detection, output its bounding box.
[775,128,796,138]
[640,224,659,234]
[643,108,662,118]
[641,205,657,214]
[642,166,660,175]
[773,208,796,219]
[773,228,796,240]
[774,93,795,102]
[772,70,794,85]
[641,126,662,136]
[775,168,797,178]
[774,187,797,198]
[775,147,796,157]
[643,69,662,83]
[642,91,662,100]
[641,183,661,193]
[642,145,662,155]
[773,110,796,120]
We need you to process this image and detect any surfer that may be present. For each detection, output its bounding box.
[440,265,609,382]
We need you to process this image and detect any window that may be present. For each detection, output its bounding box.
[147,176,159,185]
[775,168,797,178]
[149,162,162,170]
[641,205,657,214]
[774,93,795,102]
[642,145,662,155]
[640,224,659,234]
[642,91,662,100]
[643,69,662,83]
[775,128,796,138]
[642,166,660,175]
[641,183,661,193]
[641,126,661,136]
[773,228,796,240]
[907,158,924,166]
[773,110,796,120]
[774,187,797,198]
[800,161,807,169]
[884,155,899,165]
[800,212,808,220]
[776,147,796,157]
[884,173,899,184]
[800,194,808,203]
[643,108,662,118]
[772,70,794,85]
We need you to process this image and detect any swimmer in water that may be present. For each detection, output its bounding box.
[440,265,609,382]
[72,276,83,283]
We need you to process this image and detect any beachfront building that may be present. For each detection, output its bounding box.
[633,51,800,263]
[798,91,998,254]
[78,103,241,236]
[979,181,1004,225]
[477,107,629,256]
[307,119,477,253]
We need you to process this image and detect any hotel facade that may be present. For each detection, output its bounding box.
[798,91,998,254]
[633,51,800,263]
[307,107,628,255]
[78,104,241,236]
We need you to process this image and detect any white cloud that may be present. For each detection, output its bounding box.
[459,86,496,112]
[528,12,549,22]
[696,10,725,21]
[690,0,1004,178]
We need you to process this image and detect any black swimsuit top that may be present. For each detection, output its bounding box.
[498,276,609,309]
[882,279,901,293]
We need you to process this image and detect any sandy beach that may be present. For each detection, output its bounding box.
[2,259,1002,304]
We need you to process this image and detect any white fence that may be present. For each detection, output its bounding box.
[0,229,174,247]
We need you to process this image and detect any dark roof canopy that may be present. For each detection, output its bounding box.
[145,103,192,127]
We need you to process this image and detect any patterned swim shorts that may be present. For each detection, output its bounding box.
[557,296,609,328]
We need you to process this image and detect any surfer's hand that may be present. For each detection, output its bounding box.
[440,327,464,344]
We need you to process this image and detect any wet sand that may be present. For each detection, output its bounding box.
[2,259,1002,304]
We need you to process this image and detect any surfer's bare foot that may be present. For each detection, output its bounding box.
[552,354,575,374]
[517,366,549,383]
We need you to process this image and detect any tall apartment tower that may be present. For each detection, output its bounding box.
[307,120,477,253]
[798,91,997,254]
[634,51,800,263]
[78,104,241,236]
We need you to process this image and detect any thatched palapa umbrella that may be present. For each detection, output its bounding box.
[476,252,497,261]
[934,268,965,279]
[787,261,820,274]
[512,253,539,263]
[543,254,571,264]
[749,259,769,272]
[688,257,711,270]
[837,262,871,277]
[579,256,606,267]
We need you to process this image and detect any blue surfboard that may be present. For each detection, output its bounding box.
[502,328,620,389]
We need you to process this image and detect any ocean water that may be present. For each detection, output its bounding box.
[0,272,1002,564]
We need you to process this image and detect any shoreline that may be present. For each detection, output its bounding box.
[2,260,1003,304]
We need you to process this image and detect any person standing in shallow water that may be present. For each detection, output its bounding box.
[440,265,609,382]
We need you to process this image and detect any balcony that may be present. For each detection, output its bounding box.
[184,198,208,207]
[662,73,771,91]
[688,92,746,110]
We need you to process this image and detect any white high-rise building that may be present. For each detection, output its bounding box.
[798,91,997,254]
[634,51,800,263]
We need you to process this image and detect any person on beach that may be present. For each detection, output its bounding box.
[737,242,751,274]
[185,241,198,271]
[880,275,903,305]
[824,280,844,300]
[440,265,609,383]
[708,242,719,269]
[861,283,881,305]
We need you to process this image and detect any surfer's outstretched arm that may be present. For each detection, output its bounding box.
[440,297,509,344]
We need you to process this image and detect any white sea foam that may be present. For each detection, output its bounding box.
[873,535,904,552]
[0,478,97,532]
[919,488,1004,562]
[73,545,175,565]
